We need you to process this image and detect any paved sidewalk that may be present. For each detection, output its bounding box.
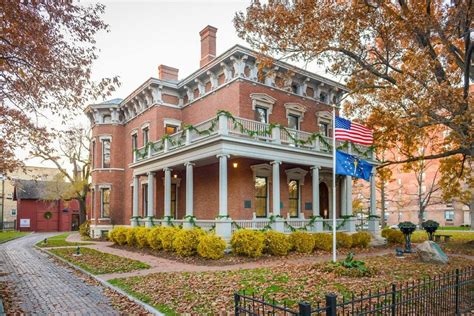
[0,233,119,315]
[67,232,394,280]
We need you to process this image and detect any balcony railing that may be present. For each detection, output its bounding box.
[134,114,373,163]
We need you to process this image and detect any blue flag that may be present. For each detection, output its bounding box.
[336,150,373,181]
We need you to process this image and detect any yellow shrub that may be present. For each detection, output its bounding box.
[147,226,165,251]
[386,230,404,244]
[351,232,371,248]
[197,234,227,260]
[313,233,332,252]
[230,229,265,257]
[381,228,392,238]
[264,231,292,256]
[173,229,206,257]
[336,232,352,249]
[108,227,128,246]
[290,231,315,254]
[160,226,181,251]
[125,227,138,246]
[135,227,150,248]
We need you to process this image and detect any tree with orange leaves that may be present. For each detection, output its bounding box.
[235,0,473,226]
[1,1,119,173]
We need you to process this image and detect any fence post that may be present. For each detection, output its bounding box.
[325,293,337,316]
[298,302,311,316]
[391,283,396,316]
[455,269,460,315]
[234,293,240,316]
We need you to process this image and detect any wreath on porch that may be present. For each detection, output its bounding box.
[44,211,53,220]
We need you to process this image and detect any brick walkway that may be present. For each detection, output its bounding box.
[0,233,119,315]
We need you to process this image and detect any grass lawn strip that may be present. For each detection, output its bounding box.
[411,230,474,242]
[48,247,150,275]
[0,231,29,244]
[111,254,474,315]
[35,233,93,248]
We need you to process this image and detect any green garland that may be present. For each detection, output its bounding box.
[163,215,174,227]
[133,110,375,161]
[284,215,323,232]
[323,215,356,231]
[368,215,380,219]
[184,215,198,228]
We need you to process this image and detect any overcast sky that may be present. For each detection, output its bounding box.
[25,0,338,168]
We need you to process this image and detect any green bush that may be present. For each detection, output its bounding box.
[147,226,164,250]
[386,229,404,244]
[313,233,332,251]
[135,227,150,249]
[160,226,181,251]
[197,234,227,259]
[108,227,128,246]
[336,232,352,249]
[289,231,315,254]
[125,227,138,246]
[173,229,206,257]
[79,220,90,238]
[264,231,292,256]
[231,229,265,257]
[351,232,371,248]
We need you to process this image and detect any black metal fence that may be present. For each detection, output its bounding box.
[0,221,16,231]
[234,267,474,315]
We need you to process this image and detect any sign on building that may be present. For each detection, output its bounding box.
[20,218,30,228]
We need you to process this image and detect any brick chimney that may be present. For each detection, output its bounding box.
[158,65,179,81]
[199,25,217,67]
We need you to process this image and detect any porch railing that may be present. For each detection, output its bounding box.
[134,114,373,162]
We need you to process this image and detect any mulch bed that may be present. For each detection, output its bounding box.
[110,243,391,266]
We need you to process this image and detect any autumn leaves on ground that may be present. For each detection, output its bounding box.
[110,254,473,315]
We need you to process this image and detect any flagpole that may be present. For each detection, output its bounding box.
[332,103,337,263]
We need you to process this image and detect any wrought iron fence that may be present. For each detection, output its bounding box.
[234,267,474,315]
[0,221,16,231]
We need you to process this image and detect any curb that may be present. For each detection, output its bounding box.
[35,246,164,316]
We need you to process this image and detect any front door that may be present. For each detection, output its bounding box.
[319,182,329,219]
[71,214,80,231]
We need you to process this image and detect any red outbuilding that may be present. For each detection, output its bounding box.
[13,179,80,232]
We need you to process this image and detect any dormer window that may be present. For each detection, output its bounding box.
[319,92,327,103]
[102,115,111,124]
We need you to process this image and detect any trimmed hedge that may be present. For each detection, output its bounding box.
[290,231,315,254]
[197,234,227,259]
[336,232,352,249]
[231,229,265,257]
[385,229,404,244]
[313,233,332,251]
[264,231,292,256]
[351,232,371,248]
[173,229,206,257]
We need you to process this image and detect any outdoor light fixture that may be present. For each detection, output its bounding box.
[233,162,238,168]
[173,174,177,178]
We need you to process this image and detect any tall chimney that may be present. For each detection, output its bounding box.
[200,25,217,67]
[158,65,179,81]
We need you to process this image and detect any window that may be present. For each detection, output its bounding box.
[288,114,299,130]
[255,107,268,123]
[131,133,138,151]
[102,115,111,124]
[100,188,110,218]
[319,92,327,103]
[102,139,111,168]
[143,127,149,145]
[10,209,16,216]
[288,180,299,218]
[171,183,177,218]
[165,124,178,135]
[445,210,455,221]
[255,176,268,217]
[91,141,96,169]
[142,184,148,217]
[91,189,95,218]
[319,122,329,137]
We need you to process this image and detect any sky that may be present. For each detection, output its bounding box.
[25,0,338,169]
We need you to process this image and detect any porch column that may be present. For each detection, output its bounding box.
[145,172,155,227]
[131,175,139,227]
[368,168,379,232]
[341,176,347,215]
[311,166,320,217]
[311,166,323,232]
[216,154,232,240]
[184,162,194,229]
[164,167,172,219]
[271,161,284,232]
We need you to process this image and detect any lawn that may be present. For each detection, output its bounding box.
[48,247,150,274]
[110,254,474,315]
[411,230,474,243]
[35,233,93,248]
[0,231,28,243]
[438,226,471,231]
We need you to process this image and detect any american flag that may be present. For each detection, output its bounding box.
[335,117,373,145]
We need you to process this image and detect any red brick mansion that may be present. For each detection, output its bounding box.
[85,26,378,238]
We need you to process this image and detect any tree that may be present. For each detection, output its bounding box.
[234,0,473,218]
[32,127,91,225]
[1,1,118,173]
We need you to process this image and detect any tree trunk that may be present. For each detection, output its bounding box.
[78,198,87,225]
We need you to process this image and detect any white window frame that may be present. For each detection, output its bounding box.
[99,136,112,169]
[99,185,111,219]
